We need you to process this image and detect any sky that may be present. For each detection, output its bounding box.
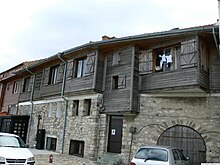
[0,0,218,73]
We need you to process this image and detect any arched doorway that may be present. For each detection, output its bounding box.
[157,125,206,165]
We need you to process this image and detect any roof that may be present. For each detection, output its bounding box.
[0,112,11,116]
[16,23,219,74]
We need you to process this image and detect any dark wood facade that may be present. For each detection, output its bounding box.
[9,25,218,114]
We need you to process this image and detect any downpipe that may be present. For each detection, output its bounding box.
[25,67,36,144]
[57,52,68,154]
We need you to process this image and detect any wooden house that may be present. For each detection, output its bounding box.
[3,24,220,164]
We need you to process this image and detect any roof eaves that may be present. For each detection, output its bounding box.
[17,24,218,74]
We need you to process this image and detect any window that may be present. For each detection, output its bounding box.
[48,65,59,85]
[69,140,84,157]
[112,75,126,89]
[75,58,87,78]
[6,83,10,91]
[83,99,91,116]
[135,148,168,162]
[177,149,187,160]
[112,76,118,89]
[13,81,19,94]
[46,137,57,151]
[172,149,180,161]
[72,100,79,116]
[139,45,182,73]
[154,48,173,72]
[22,77,30,92]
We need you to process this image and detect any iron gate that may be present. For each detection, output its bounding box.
[157,125,206,165]
[0,115,29,143]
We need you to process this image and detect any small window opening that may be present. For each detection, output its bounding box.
[69,140,84,157]
[72,100,79,116]
[13,81,19,94]
[49,65,59,85]
[112,76,119,89]
[46,137,57,151]
[83,99,91,116]
[6,83,10,91]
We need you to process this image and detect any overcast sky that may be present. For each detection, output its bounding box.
[0,0,218,73]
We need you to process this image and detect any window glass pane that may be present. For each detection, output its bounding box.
[135,148,168,162]
[77,60,83,78]
[69,140,84,157]
[82,58,87,76]
[172,149,180,160]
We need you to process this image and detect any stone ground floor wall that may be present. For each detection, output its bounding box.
[121,94,220,164]
[18,93,220,164]
[18,94,108,161]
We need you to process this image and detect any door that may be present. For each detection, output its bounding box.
[107,116,123,153]
[157,125,206,165]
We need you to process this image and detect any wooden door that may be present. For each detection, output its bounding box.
[107,116,123,153]
[157,125,206,165]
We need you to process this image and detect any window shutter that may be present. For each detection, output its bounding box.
[43,68,50,86]
[57,64,64,82]
[85,53,96,75]
[180,39,197,68]
[118,74,126,89]
[28,76,34,92]
[139,50,152,73]
[66,60,74,78]
[112,51,120,65]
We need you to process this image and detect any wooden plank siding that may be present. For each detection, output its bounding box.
[141,67,198,92]
[209,44,220,92]
[94,52,105,93]
[130,47,139,113]
[65,76,94,94]
[40,83,62,97]
[103,46,135,113]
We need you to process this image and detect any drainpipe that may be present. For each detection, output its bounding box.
[25,67,36,144]
[57,52,68,154]
[218,0,220,51]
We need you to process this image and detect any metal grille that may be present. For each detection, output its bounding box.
[6,159,26,163]
[157,125,206,165]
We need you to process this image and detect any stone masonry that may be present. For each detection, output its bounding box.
[18,93,220,164]
[18,93,108,161]
[121,94,220,163]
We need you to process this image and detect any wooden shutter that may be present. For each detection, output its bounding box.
[43,68,50,86]
[180,39,197,68]
[66,60,74,78]
[118,74,126,89]
[57,64,64,82]
[85,53,96,75]
[139,50,152,73]
[28,76,34,92]
[112,51,120,65]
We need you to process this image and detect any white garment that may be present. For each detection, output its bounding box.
[166,55,172,63]
[159,54,166,69]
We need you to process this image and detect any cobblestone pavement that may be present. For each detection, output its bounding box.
[30,149,100,165]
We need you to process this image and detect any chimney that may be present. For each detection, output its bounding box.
[102,35,116,41]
